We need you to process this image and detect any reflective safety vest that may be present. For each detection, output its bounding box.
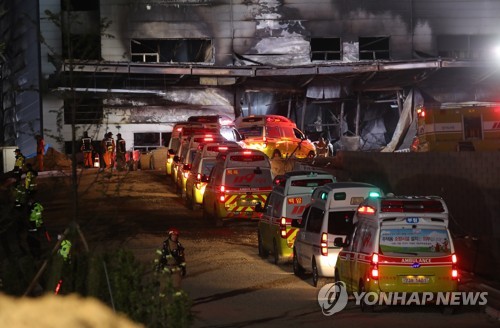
[14,184,26,206]
[25,171,37,191]
[105,138,114,152]
[59,240,72,261]
[30,203,44,228]
[117,139,126,154]
[15,154,25,170]
[81,137,93,152]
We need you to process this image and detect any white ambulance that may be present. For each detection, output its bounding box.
[203,149,274,227]
[292,182,382,287]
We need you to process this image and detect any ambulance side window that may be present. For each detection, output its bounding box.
[210,166,220,184]
[305,207,324,233]
[264,194,274,217]
[267,126,281,138]
[343,223,358,251]
[273,197,283,218]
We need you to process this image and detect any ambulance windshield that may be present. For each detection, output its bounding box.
[379,227,452,257]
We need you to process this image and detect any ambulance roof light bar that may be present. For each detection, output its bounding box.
[380,199,445,213]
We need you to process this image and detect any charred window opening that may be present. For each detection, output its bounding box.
[63,34,101,60]
[61,0,99,11]
[359,37,390,60]
[310,38,342,61]
[131,39,213,63]
[64,98,103,124]
[438,35,497,60]
[134,132,170,151]
[61,0,101,60]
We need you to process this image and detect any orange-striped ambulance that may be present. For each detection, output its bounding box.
[202,149,273,227]
[415,102,500,152]
[257,171,336,265]
[334,195,459,311]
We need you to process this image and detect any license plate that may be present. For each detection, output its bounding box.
[239,200,256,206]
[402,276,429,284]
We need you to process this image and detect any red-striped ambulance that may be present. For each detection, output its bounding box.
[257,171,336,265]
[202,149,273,227]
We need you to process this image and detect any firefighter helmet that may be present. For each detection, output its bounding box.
[167,228,179,236]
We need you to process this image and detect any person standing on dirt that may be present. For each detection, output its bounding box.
[156,228,186,289]
[81,131,94,169]
[35,135,45,172]
[101,132,115,169]
[116,133,126,170]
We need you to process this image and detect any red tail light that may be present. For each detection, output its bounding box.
[370,253,379,280]
[417,108,426,118]
[280,217,292,238]
[243,151,252,155]
[451,253,458,280]
[358,205,375,215]
[320,232,328,256]
[218,185,226,203]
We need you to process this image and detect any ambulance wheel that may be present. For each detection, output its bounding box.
[214,217,224,227]
[202,202,210,220]
[213,207,224,227]
[258,232,269,258]
[293,249,305,278]
[272,150,281,159]
[273,239,282,265]
[312,258,328,288]
[186,192,194,210]
[359,283,375,312]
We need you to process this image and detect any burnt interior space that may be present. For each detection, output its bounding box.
[311,38,342,61]
[131,39,213,63]
[359,36,390,60]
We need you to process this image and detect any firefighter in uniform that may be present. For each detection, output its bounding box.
[24,163,38,196]
[316,136,329,157]
[26,202,47,259]
[155,228,186,290]
[81,131,94,168]
[13,149,25,182]
[102,132,115,169]
[116,133,126,171]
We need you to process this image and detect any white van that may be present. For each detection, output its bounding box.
[292,182,382,287]
[203,149,274,227]
[257,171,336,265]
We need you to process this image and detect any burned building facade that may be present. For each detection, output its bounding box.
[1,0,500,154]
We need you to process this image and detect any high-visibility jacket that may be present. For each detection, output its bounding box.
[59,240,72,261]
[25,170,37,191]
[81,137,93,152]
[15,154,25,170]
[29,203,44,228]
